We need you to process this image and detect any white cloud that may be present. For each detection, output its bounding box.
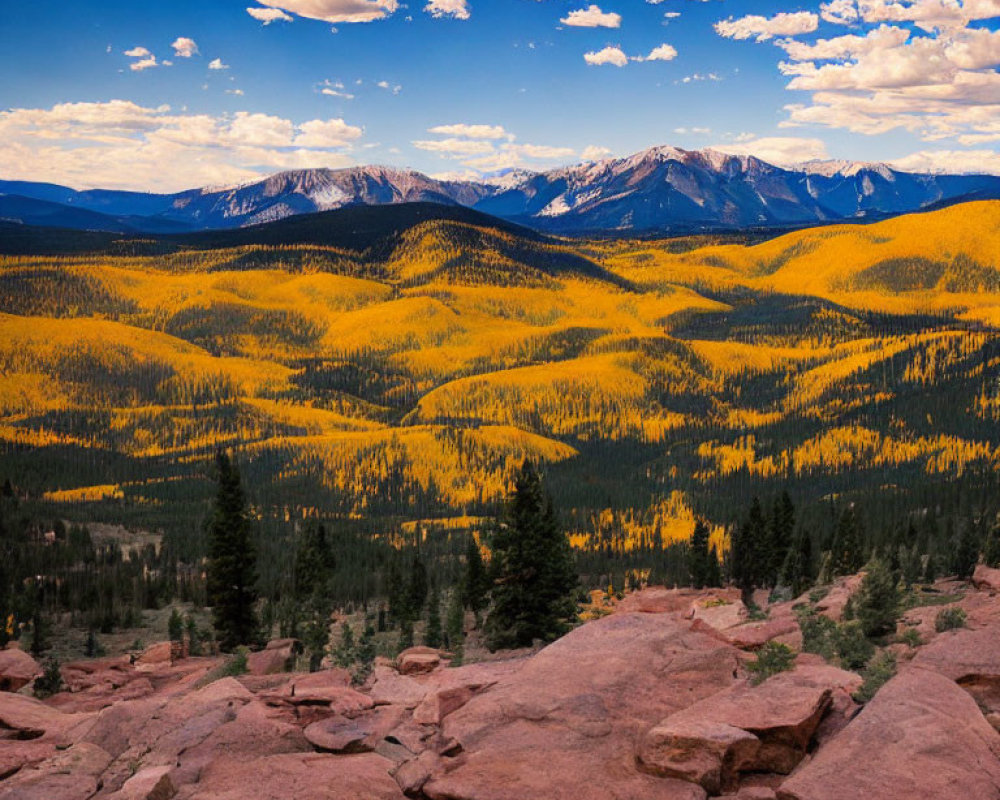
[247,6,294,23]
[0,100,363,191]
[208,58,230,70]
[427,123,511,140]
[123,46,151,58]
[255,0,399,24]
[226,89,246,96]
[710,136,831,166]
[641,43,678,61]
[723,0,1000,146]
[322,87,355,99]
[412,138,497,155]
[171,37,199,58]
[425,0,470,19]
[891,148,1000,174]
[561,5,622,28]
[715,11,819,42]
[584,45,628,66]
[581,145,612,160]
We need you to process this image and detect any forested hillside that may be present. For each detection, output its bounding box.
[1,201,999,623]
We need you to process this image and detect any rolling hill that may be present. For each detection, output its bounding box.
[1,199,999,567]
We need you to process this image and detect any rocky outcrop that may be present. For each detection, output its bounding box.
[777,668,1000,800]
[638,665,857,794]
[973,564,1000,593]
[397,646,442,676]
[0,647,42,692]
[247,638,300,676]
[422,612,739,800]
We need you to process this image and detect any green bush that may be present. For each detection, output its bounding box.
[896,628,922,648]
[853,650,897,703]
[833,621,876,671]
[33,658,64,699]
[747,642,795,685]
[934,607,967,632]
[854,558,901,638]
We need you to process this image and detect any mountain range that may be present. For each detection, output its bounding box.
[3,145,1000,236]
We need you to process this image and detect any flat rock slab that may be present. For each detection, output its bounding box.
[0,647,41,692]
[173,752,405,800]
[639,665,855,794]
[304,706,407,754]
[777,667,1000,800]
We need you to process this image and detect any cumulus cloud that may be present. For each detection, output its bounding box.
[719,0,1000,146]
[641,43,678,61]
[584,45,629,66]
[715,11,819,42]
[581,145,613,160]
[247,6,294,23]
[412,123,578,173]
[710,136,831,166]
[208,58,229,70]
[171,37,199,58]
[427,123,512,139]
[0,100,363,191]
[891,148,1000,174]
[254,0,398,24]
[425,0,470,19]
[561,5,622,28]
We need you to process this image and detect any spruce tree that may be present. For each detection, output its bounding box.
[855,556,901,638]
[206,452,259,652]
[407,556,429,619]
[688,519,711,589]
[424,582,443,649]
[485,460,577,650]
[295,522,336,600]
[732,497,767,604]
[462,536,490,627]
[769,492,795,586]
[445,589,465,662]
[831,507,864,576]
[952,522,980,580]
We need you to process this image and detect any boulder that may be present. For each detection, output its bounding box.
[105,765,176,800]
[813,574,863,622]
[247,639,300,676]
[0,742,112,800]
[911,625,1000,713]
[724,616,800,651]
[0,692,91,742]
[398,647,442,676]
[777,668,1000,800]
[638,665,851,794]
[973,564,1000,592]
[689,599,748,630]
[303,705,406,754]
[370,666,430,708]
[392,749,441,796]
[423,612,737,800]
[0,646,42,692]
[135,642,174,668]
[172,752,405,800]
[0,741,55,780]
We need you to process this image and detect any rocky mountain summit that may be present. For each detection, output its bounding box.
[4,567,1000,800]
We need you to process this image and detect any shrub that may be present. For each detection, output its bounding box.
[853,650,897,703]
[854,558,901,638]
[896,628,922,648]
[33,658,64,699]
[219,647,249,677]
[747,642,795,685]
[798,607,838,662]
[833,621,876,671]
[934,607,967,632]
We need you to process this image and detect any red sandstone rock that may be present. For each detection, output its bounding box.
[638,665,852,793]
[135,642,173,668]
[974,564,1000,592]
[0,647,41,692]
[423,613,738,800]
[0,742,112,800]
[172,752,405,800]
[397,646,442,675]
[777,668,1000,800]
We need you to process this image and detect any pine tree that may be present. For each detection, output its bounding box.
[831,507,864,576]
[424,582,443,649]
[295,522,336,600]
[461,536,490,627]
[855,556,901,638]
[769,492,796,586]
[952,522,980,580]
[688,518,711,589]
[731,497,767,604]
[983,515,1000,568]
[206,452,259,652]
[168,608,184,642]
[407,556,429,619]
[445,589,465,663]
[705,544,722,588]
[485,460,577,650]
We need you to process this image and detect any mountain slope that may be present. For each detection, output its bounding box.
[4,147,1000,237]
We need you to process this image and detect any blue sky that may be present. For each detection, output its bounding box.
[3,0,1000,190]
